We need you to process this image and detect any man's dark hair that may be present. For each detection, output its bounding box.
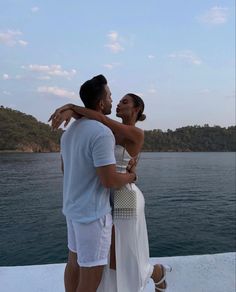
[79,75,107,109]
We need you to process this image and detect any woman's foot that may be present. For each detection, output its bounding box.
[151,264,172,292]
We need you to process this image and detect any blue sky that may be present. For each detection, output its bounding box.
[0,0,235,130]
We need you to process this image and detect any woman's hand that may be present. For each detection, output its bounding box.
[48,104,84,129]
[48,104,73,123]
[126,158,137,173]
[126,157,139,182]
[49,109,74,129]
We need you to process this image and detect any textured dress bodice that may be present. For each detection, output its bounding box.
[114,145,131,174]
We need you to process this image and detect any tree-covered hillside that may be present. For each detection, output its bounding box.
[0,106,62,152]
[143,125,236,151]
[0,106,235,152]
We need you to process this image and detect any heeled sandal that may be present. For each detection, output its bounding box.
[154,264,172,292]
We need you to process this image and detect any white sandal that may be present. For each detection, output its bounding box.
[154,264,172,292]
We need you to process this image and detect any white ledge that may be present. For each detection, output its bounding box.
[0,253,235,292]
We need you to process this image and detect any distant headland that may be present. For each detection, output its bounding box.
[0,106,235,153]
[0,106,62,153]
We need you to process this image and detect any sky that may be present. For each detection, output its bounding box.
[0,0,235,131]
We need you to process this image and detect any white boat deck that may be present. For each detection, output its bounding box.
[0,253,235,292]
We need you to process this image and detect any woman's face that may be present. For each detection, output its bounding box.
[116,95,138,119]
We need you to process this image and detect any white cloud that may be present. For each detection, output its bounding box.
[18,40,28,46]
[31,6,39,13]
[103,62,120,70]
[3,74,10,80]
[200,89,211,94]
[15,75,23,80]
[37,86,77,99]
[37,76,51,80]
[198,6,228,25]
[2,91,11,95]
[108,31,118,42]
[148,88,157,94]
[0,30,28,47]
[103,64,114,70]
[24,64,49,72]
[106,43,124,53]
[105,31,124,53]
[23,64,77,79]
[2,74,24,80]
[168,50,202,65]
[148,55,155,59]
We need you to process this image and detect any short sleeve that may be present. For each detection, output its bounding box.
[92,133,116,167]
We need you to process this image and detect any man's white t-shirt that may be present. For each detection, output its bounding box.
[61,118,116,223]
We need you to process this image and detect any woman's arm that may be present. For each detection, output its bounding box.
[70,104,144,144]
[49,103,144,144]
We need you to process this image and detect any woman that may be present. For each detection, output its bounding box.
[49,93,171,292]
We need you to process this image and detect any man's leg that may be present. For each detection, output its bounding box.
[64,250,80,292]
[71,213,112,292]
[76,265,104,292]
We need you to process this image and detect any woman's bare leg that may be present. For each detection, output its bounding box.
[151,264,166,291]
[110,225,116,270]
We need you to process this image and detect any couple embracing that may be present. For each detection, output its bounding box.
[49,74,171,292]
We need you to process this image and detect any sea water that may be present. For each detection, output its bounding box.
[0,152,235,266]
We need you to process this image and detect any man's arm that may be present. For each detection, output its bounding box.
[96,164,135,189]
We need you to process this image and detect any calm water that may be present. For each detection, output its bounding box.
[0,152,235,266]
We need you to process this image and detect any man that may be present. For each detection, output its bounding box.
[60,75,136,292]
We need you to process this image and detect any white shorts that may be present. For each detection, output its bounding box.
[66,213,112,267]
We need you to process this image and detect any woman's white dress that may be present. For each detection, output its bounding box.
[97,145,153,292]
